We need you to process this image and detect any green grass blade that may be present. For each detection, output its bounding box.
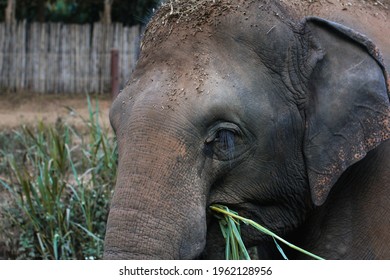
[53,233,59,260]
[273,237,288,260]
[72,222,103,243]
[210,204,325,260]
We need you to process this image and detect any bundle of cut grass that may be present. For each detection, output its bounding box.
[210,204,324,260]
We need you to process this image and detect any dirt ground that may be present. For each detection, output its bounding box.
[0,93,112,130]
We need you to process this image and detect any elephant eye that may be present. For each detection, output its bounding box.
[214,129,235,159]
[205,124,241,161]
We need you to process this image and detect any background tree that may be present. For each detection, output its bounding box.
[13,0,50,22]
[5,0,16,23]
[1,0,160,25]
[112,0,158,26]
[102,0,112,24]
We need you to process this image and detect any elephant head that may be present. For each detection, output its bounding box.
[104,0,390,259]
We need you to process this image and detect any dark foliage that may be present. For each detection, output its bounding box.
[1,0,160,25]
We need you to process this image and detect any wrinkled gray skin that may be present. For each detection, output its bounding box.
[104,0,390,259]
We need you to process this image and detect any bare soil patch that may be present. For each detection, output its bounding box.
[0,93,112,130]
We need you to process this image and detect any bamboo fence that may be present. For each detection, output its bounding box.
[0,21,141,94]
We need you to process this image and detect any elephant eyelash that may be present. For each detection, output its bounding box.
[214,129,236,161]
[215,130,235,149]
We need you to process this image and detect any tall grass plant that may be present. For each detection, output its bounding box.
[0,96,117,259]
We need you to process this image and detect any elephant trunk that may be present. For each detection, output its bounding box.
[104,126,207,259]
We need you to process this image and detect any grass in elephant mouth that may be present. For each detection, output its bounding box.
[210,205,324,260]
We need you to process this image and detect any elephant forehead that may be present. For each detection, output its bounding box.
[141,0,236,51]
[141,0,291,55]
[136,1,296,96]
[131,51,272,105]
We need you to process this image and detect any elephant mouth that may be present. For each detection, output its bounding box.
[200,202,284,259]
[199,203,247,259]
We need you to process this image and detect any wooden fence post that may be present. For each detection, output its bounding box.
[111,48,120,99]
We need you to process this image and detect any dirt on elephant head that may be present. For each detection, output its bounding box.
[141,0,390,94]
[142,0,389,67]
[141,0,245,51]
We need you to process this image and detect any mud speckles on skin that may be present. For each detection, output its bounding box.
[163,51,211,108]
[192,52,211,94]
[141,0,244,51]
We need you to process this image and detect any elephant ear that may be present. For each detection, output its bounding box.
[301,17,390,206]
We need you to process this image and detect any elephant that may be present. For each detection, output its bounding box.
[104,0,390,259]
